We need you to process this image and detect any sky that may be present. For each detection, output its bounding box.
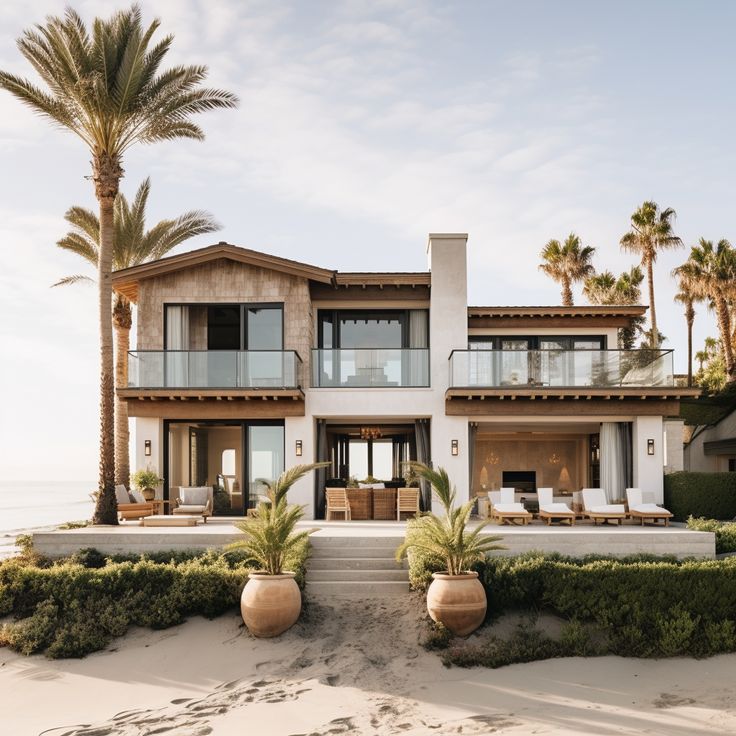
[0,0,732,480]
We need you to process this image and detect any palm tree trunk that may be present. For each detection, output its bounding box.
[114,297,132,488]
[686,308,694,387]
[715,295,735,379]
[646,259,657,346]
[562,277,573,307]
[92,152,123,525]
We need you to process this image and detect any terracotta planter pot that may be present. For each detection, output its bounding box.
[240,572,301,638]
[426,571,487,636]
[142,487,155,502]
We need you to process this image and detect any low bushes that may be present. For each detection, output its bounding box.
[0,540,309,659]
[687,517,736,554]
[409,550,736,662]
[664,471,736,521]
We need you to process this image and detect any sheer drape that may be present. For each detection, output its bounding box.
[409,310,429,385]
[165,306,190,387]
[414,419,431,510]
[600,422,625,502]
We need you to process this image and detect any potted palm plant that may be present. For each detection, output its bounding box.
[227,463,327,638]
[396,462,504,636]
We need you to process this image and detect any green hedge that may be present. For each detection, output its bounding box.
[410,551,736,659]
[687,517,736,554]
[0,541,309,659]
[664,472,736,521]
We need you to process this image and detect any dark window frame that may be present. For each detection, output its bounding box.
[317,308,428,349]
[468,334,607,350]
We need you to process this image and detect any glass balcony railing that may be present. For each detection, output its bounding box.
[449,349,675,389]
[311,348,430,387]
[127,350,301,389]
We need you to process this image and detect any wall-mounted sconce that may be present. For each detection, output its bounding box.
[647,439,655,456]
[144,440,152,457]
[451,439,459,456]
[295,440,303,457]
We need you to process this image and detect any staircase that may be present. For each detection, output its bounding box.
[306,534,409,597]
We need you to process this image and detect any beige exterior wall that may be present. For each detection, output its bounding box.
[136,259,313,385]
[685,410,736,472]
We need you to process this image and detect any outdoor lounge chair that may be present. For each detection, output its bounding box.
[537,487,575,525]
[325,488,351,520]
[115,484,155,521]
[173,486,213,522]
[397,487,420,521]
[626,488,673,526]
[581,488,627,525]
[489,488,532,525]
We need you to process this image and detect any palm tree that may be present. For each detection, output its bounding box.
[676,239,736,380]
[0,6,238,523]
[583,266,644,349]
[672,267,703,387]
[539,233,595,306]
[620,201,683,347]
[694,349,709,373]
[54,178,221,487]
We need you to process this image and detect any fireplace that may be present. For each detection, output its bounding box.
[502,471,536,494]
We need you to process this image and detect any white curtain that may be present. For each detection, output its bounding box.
[600,422,625,502]
[166,306,190,386]
[409,310,429,385]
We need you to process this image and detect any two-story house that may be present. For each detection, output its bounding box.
[112,233,698,520]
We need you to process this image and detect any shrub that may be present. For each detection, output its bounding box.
[408,550,736,662]
[0,542,311,659]
[664,472,736,521]
[687,517,736,554]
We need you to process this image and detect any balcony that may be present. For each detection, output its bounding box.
[311,348,429,388]
[448,349,675,389]
[127,350,301,389]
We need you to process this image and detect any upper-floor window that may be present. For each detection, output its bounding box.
[318,309,429,349]
[165,303,284,351]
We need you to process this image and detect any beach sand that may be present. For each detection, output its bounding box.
[2,594,736,736]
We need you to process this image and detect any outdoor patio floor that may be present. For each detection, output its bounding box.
[31,517,716,559]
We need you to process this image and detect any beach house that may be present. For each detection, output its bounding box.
[113,234,698,521]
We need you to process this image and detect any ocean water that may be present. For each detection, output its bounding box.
[0,480,95,539]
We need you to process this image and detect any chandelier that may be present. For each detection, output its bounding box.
[549,452,561,465]
[485,451,500,465]
[360,427,383,440]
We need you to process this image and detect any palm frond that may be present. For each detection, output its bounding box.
[52,274,94,287]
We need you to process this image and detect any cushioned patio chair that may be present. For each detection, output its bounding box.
[115,484,155,521]
[626,488,673,526]
[173,486,213,523]
[489,488,532,525]
[326,488,351,520]
[581,488,626,525]
[537,487,575,526]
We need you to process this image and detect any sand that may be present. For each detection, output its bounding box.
[2,594,736,736]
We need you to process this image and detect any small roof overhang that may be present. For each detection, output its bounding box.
[704,438,736,456]
[112,242,337,302]
[334,272,431,288]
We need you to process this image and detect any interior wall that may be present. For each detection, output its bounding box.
[206,426,242,487]
[473,433,588,494]
[168,424,190,488]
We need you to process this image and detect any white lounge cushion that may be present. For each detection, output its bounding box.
[589,504,626,514]
[499,488,516,504]
[358,483,372,489]
[115,485,132,505]
[630,503,670,514]
[540,503,574,514]
[494,503,529,513]
[180,487,210,505]
[175,504,207,513]
[372,483,385,489]
[130,489,146,504]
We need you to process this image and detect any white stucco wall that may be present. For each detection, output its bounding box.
[632,415,664,502]
[133,417,165,499]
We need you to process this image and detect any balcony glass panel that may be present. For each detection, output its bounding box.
[311,348,429,387]
[128,350,300,389]
[449,349,675,388]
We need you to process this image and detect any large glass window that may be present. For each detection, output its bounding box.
[248,425,285,509]
[247,307,283,349]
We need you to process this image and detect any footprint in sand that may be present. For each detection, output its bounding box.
[654,692,696,708]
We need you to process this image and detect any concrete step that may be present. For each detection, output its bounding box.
[310,545,400,559]
[306,569,409,582]
[309,536,403,549]
[308,557,406,570]
[306,580,409,597]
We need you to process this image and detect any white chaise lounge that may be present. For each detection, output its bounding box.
[581,488,627,525]
[537,487,575,526]
[626,488,673,526]
[489,488,532,525]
